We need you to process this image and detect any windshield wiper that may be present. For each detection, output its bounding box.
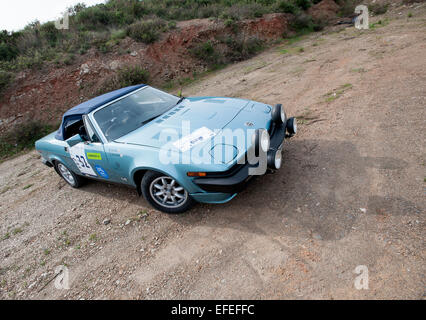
[141,116,160,126]
[140,98,185,126]
[175,97,185,106]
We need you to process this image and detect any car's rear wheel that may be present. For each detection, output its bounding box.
[142,171,195,214]
[54,161,85,188]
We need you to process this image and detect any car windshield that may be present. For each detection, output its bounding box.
[93,86,180,141]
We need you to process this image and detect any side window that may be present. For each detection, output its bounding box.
[83,115,100,143]
[64,119,84,140]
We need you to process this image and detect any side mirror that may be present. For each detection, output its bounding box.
[66,134,84,147]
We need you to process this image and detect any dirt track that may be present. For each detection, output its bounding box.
[0,4,425,299]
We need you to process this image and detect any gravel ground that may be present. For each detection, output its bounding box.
[0,3,425,300]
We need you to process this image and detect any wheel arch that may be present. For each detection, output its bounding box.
[132,167,186,196]
[133,169,148,196]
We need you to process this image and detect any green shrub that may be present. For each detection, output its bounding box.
[39,22,60,47]
[117,66,149,86]
[126,19,166,44]
[224,18,239,32]
[63,53,75,65]
[110,29,127,40]
[0,121,54,159]
[277,1,298,14]
[294,0,312,10]
[13,54,40,70]
[225,3,265,19]
[0,70,12,94]
[190,41,223,66]
[224,37,264,62]
[99,65,149,94]
[92,32,113,53]
[75,5,116,30]
[168,21,177,29]
[336,0,362,17]
[0,30,20,61]
[368,3,389,15]
[15,28,41,54]
[291,12,314,32]
[0,0,332,74]
[0,42,18,61]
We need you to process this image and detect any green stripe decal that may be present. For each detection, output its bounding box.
[87,153,102,160]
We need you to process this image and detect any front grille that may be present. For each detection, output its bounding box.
[204,163,245,178]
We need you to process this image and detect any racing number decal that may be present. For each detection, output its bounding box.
[76,155,90,168]
[69,144,97,177]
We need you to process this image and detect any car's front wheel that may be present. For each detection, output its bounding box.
[141,171,195,214]
[54,161,86,188]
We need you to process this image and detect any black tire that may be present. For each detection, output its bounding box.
[272,104,287,125]
[287,117,297,135]
[141,171,195,214]
[54,161,86,188]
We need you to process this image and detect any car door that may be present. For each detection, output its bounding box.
[79,115,116,182]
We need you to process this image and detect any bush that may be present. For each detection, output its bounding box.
[14,50,46,70]
[16,29,41,54]
[99,65,149,94]
[0,121,54,159]
[126,19,166,44]
[168,21,177,30]
[75,5,116,30]
[0,30,20,61]
[0,70,12,94]
[291,12,314,32]
[294,0,312,10]
[63,53,75,65]
[0,42,18,61]
[117,66,149,87]
[0,0,331,73]
[110,29,127,40]
[368,3,388,15]
[224,18,239,32]
[39,22,60,47]
[190,41,223,66]
[277,1,298,14]
[336,0,362,17]
[224,37,264,62]
[220,3,264,21]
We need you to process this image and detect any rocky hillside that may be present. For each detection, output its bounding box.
[0,0,345,138]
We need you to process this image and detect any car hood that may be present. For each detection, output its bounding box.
[115,97,272,164]
[115,97,249,148]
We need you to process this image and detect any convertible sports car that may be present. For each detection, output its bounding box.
[35,84,297,213]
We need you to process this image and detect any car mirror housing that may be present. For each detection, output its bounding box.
[66,134,84,147]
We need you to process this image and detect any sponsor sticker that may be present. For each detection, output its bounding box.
[95,165,109,179]
[87,152,102,160]
[173,127,216,152]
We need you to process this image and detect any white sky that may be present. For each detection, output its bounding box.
[0,0,106,31]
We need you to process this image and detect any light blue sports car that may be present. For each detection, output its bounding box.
[35,84,297,213]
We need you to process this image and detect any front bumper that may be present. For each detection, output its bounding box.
[193,121,289,194]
